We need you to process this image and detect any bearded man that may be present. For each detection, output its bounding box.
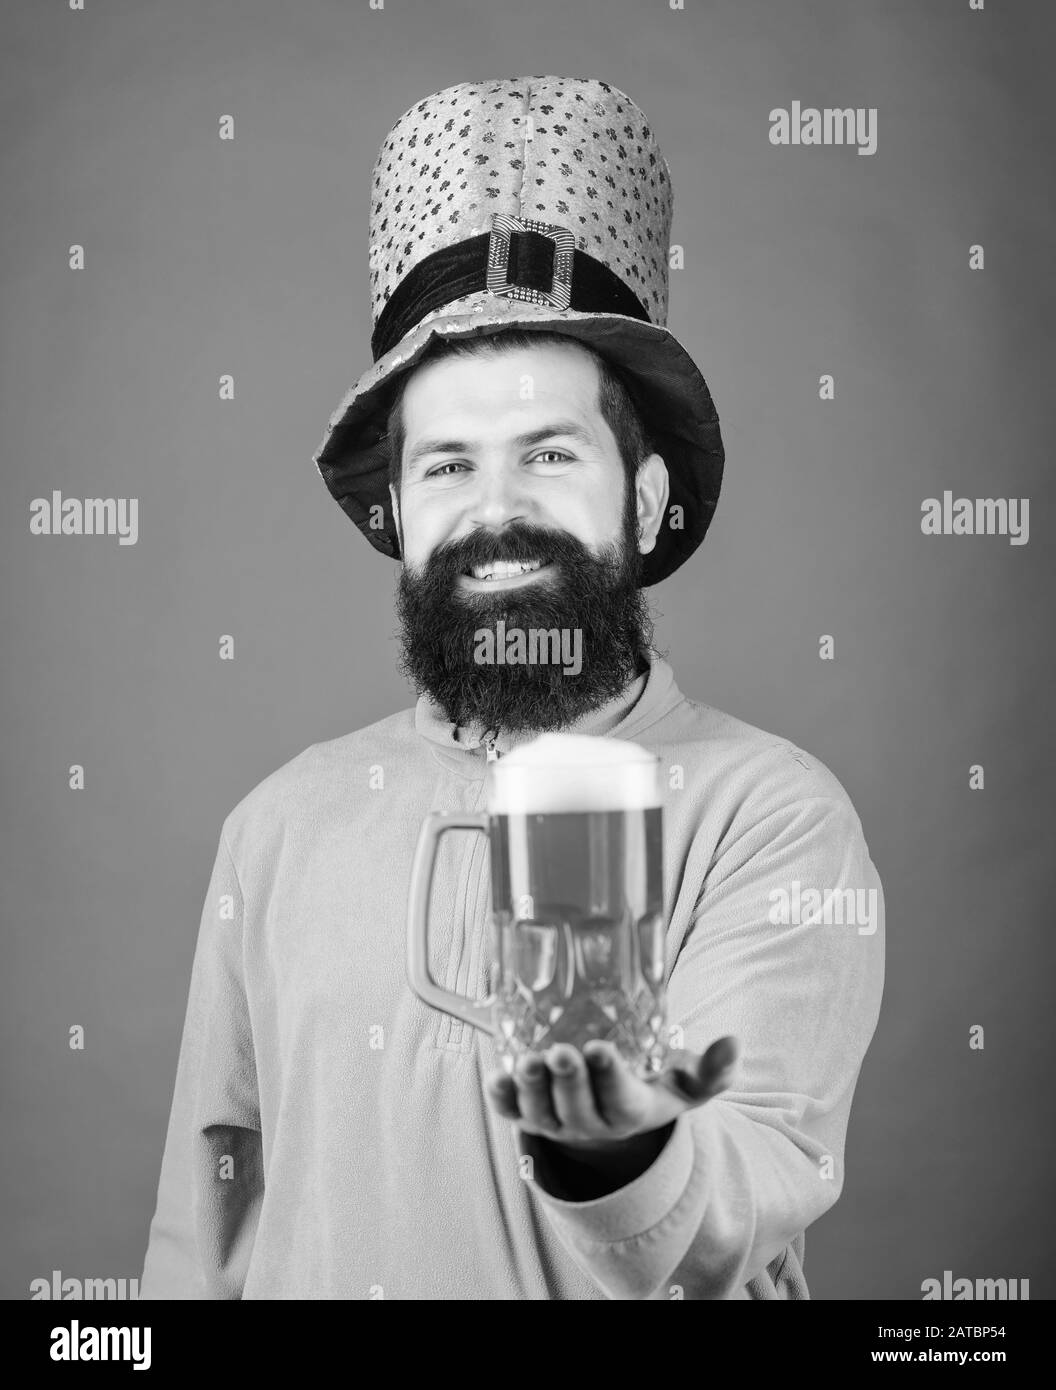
[141,76,884,1301]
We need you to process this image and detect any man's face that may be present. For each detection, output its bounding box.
[390,339,667,735]
[395,341,633,580]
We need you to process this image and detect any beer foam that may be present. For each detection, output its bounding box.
[490,733,660,813]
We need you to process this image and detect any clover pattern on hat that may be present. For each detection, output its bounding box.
[368,77,673,331]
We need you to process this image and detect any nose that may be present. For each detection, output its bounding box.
[468,462,532,533]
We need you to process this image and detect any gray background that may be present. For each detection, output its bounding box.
[2,0,1053,1300]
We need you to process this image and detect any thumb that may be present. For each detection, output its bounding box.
[665,1035,739,1102]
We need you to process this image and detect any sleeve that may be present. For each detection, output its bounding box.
[515,791,885,1300]
[140,820,264,1300]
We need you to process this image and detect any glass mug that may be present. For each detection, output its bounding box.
[406,734,668,1078]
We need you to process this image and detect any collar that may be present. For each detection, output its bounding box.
[413,650,686,776]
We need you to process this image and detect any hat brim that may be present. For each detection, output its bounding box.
[312,295,724,587]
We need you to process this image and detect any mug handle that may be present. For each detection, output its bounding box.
[406,811,497,1036]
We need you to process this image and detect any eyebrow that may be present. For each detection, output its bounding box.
[405,421,598,470]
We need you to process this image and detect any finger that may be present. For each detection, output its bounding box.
[582,1041,650,1132]
[485,1070,522,1121]
[513,1052,562,1133]
[545,1044,600,1131]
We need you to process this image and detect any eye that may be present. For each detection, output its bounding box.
[426,461,468,477]
[530,449,572,464]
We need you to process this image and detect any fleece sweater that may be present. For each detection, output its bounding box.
[140,653,884,1301]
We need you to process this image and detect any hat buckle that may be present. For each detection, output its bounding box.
[485,213,575,311]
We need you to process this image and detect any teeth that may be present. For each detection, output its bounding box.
[470,559,542,581]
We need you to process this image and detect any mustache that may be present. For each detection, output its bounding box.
[412,523,598,581]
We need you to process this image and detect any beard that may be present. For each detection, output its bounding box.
[395,501,653,737]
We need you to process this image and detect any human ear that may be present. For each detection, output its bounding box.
[635,454,669,556]
[389,482,403,554]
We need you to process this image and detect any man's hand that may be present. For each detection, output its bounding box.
[485,1035,738,1194]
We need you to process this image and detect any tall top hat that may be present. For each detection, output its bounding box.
[312,75,724,586]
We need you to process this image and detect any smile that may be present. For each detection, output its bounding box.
[459,560,553,592]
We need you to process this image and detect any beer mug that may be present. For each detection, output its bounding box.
[407,733,668,1077]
